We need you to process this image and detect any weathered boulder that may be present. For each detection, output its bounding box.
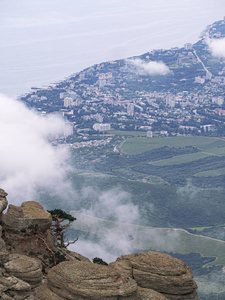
[36,261,138,299]
[2,201,52,233]
[0,230,8,259]
[112,251,199,300]
[0,189,8,214]
[161,291,200,300]
[61,249,91,263]
[4,254,43,288]
[34,281,65,300]
[0,275,31,299]
[137,287,167,299]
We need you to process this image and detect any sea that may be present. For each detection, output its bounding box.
[0,0,224,98]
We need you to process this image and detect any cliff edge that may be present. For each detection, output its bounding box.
[0,189,199,299]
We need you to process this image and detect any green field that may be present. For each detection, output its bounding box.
[104,136,225,188]
[195,167,225,177]
[121,136,225,155]
[150,152,211,166]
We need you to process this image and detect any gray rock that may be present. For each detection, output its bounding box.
[0,189,8,214]
[36,261,137,299]
[114,251,199,300]
[2,202,52,233]
[137,287,167,300]
[4,254,43,288]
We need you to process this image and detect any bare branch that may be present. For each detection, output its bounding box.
[64,238,78,248]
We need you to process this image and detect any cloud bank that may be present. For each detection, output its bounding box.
[0,94,72,204]
[208,38,225,58]
[80,186,139,223]
[127,58,170,75]
[68,186,140,262]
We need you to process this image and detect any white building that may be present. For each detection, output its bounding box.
[212,96,224,106]
[74,98,82,106]
[127,103,134,116]
[195,77,205,84]
[64,122,73,137]
[166,94,175,108]
[146,131,153,138]
[93,123,111,131]
[201,124,214,132]
[99,79,106,88]
[184,43,192,50]
[64,97,74,108]
[79,73,86,80]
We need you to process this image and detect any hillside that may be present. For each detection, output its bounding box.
[17,19,225,299]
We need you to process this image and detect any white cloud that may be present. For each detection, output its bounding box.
[68,186,140,262]
[177,179,200,201]
[0,94,72,204]
[208,38,225,58]
[80,187,139,224]
[127,58,170,75]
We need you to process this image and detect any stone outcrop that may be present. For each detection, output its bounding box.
[61,248,91,263]
[0,191,9,260]
[0,189,200,300]
[36,261,138,299]
[0,189,8,214]
[0,271,31,299]
[110,252,199,300]
[1,201,52,233]
[0,227,8,260]
[137,287,167,300]
[4,254,43,288]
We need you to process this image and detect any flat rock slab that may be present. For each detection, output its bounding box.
[2,201,52,232]
[36,261,138,299]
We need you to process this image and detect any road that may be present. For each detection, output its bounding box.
[193,49,212,77]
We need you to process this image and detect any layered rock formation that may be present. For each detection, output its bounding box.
[110,252,199,300]
[4,254,43,288]
[36,261,138,299]
[2,201,52,233]
[0,189,199,299]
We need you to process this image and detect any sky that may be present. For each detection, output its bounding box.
[0,0,224,97]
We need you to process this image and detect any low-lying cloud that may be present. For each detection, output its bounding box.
[208,38,225,58]
[0,93,72,204]
[80,187,139,223]
[68,186,140,262]
[127,58,170,75]
[177,179,200,201]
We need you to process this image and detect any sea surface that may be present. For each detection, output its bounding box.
[0,0,224,97]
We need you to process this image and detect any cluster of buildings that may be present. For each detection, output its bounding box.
[21,19,225,142]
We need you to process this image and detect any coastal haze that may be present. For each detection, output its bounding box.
[1,0,224,97]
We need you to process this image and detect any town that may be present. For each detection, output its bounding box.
[20,19,225,149]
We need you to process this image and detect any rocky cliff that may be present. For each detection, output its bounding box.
[0,189,199,299]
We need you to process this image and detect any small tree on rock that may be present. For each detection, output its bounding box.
[47,209,77,247]
[92,257,108,266]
